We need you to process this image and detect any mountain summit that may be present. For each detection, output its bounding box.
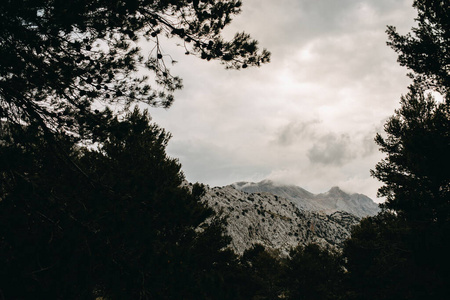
[232,180,380,218]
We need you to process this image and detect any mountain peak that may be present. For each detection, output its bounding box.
[259,179,275,185]
[232,179,279,190]
[327,186,346,195]
[232,180,380,218]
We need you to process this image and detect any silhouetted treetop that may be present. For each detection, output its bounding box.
[357,2,450,298]
[387,0,449,93]
[371,83,449,225]
[0,0,270,135]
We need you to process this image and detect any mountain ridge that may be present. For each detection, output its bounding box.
[198,183,360,255]
[231,180,380,218]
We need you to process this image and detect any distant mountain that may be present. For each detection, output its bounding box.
[198,184,360,255]
[232,180,380,218]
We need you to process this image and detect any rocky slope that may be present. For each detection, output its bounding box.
[233,180,380,218]
[199,184,360,255]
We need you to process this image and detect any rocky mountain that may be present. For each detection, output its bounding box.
[199,184,360,255]
[232,180,380,218]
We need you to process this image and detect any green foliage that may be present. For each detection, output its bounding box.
[0,108,241,299]
[0,0,270,136]
[386,0,450,93]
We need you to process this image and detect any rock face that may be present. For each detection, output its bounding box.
[201,184,360,255]
[232,180,380,218]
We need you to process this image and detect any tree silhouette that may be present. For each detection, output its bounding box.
[387,0,449,93]
[343,213,420,300]
[239,244,283,300]
[0,108,243,299]
[0,1,272,298]
[371,84,449,225]
[283,244,344,300]
[366,82,450,299]
[0,0,270,137]
[343,1,450,298]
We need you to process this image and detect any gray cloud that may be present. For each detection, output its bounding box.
[166,139,271,187]
[361,127,382,157]
[307,133,355,166]
[275,119,321,146]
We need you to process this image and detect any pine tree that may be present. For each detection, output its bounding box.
[0,0,270,137]
[343,1,450,298]
[386,0,449,93]
[0,108,241,299]
[371,84,449,226]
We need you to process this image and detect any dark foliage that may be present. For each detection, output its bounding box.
[360,83,450,299]
[283,244,344,300]
[344,211,450,300]
[2,1,449,299]
[371,84,450,226]
[0,108,242,299]
[239,244,283,300]
[387,0,450,93]
[344,213,415,300]
[0,0,270,137]
[343,1,450,299]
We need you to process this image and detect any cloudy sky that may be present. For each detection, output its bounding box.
[146,0,418,202]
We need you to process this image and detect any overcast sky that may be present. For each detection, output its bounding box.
[146,0,418,202]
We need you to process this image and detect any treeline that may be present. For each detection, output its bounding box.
[1,0,448,299]
[0,107,447,299]
[2,107,444,300]
[0,108,358,299]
